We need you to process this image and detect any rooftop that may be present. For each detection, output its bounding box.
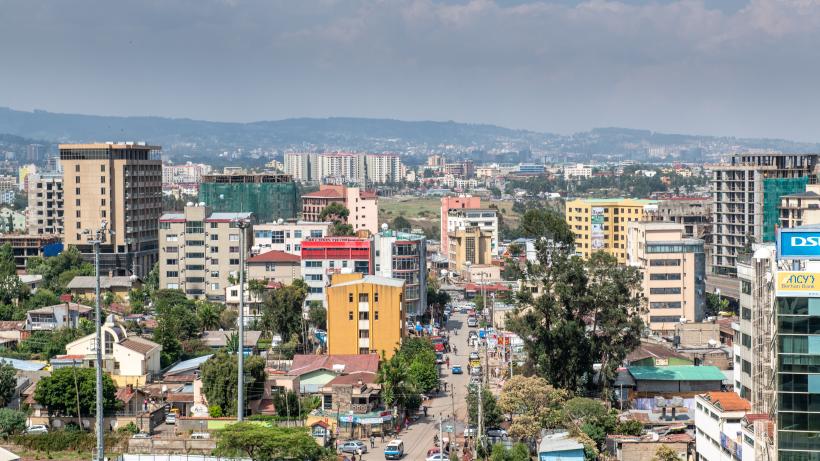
[700,392,751,412]
[628,365,725,381]
[59,142,160,150]
[205,212,253,222]
[331,275,405,289]
[0,357,46,372]
[247,250,301,264]
[538,432,584,453]
[120,337,160,355]
[27,303,92,315]
[303,189,345,199]
[165,354,214,376]
[67,276,138,290]
[290,354,380,376]
[201,330,262,348]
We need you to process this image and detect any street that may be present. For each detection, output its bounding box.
[355,310,472,460]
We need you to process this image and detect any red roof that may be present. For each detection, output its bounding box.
[289,354,380,376]
[247,250,301,263]
[359,190,377,199]
[303,189,345,198]
[701,392,751,412]
[464,283,511,292]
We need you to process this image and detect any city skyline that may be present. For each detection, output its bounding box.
[1,0,820,141]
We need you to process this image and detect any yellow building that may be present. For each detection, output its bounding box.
[447,226,493,274]
[565,198,658,264]
[326,273,405,359]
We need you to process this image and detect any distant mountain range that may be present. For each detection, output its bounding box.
[0,106,817,165]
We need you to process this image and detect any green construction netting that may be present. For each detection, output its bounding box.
[198,182,299,222]
[763,176,809,242]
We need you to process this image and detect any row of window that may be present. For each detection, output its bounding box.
[254,229,323,239]
[650,273,681,281]
[649,287,681,295]
[166,258,240,266]
[650,302,682,309]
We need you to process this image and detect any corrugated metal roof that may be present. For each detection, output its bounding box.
[628,365,725,381]
[165,354,213,375]
[0,357,46,371]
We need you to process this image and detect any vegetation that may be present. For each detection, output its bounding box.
[260,279,308,343]
[0,363,16,408]
[392,215,412,231]
[34,367,119,416]
[377,338,439,414]
[214,423,331,461]
[467,386,503,430]
[498,375,568,441]
[319,202,354,236]
[26,246,94,294]
[151,290,203,366]
[0,408,26,436]
[307,303,326,330]
[200,351,266,417]
[653,444,682,461]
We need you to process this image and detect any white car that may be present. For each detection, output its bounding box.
[131,433,151,439]
[25,425,48,434]
[426,454,448,461]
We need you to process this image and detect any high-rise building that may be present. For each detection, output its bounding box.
[198,173,298,223]
[374,229,427,318]
[448,226,493,274]
[364,154,402,184]
[780,183,820,229]
[440,195,481,252]
[283,153,319,182]
[284,152,402,185]
[447,208,498,255]
[251,220,332,256]
[158,205,253,301]
[26,172,63,235]
[325,273,405,358]
[18,164,37,192]
[26,144,42,164]
[626,221,705,335]
[301,185,378,233]
[162,162,211,185]
[301,237,372,307]
[652,197,711,239]
[565,198,658,264]
[60,143,162,277]
[563,163,592,180]
[708,152,818,276]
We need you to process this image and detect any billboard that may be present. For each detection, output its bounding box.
[591,207,605,249]
[777,228,820,260]
[776,271,820,297]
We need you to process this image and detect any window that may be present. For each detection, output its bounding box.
[741,280,752,295]
[186,252,205,259]
[211,271,219,277]
[185,221,204,234]
[305,261,322,268]
[650,259,681,266]
[294,230,302,238]
[211,234,218,241]
[348,293,354,302]
[374,292,379,302]
[295,244,301,251]
[166,271,179,277]
[742,360,751,375]
[100,176,105,183]
[75,165,80,172]
[375,311,379,320]
[649,315,681,323]
[359,312,369,320]
[167,283,179,289]
[100,187,105,194]
[76,199,81,206]
[211,283,219,290]
[649,273,681,281]
[186,277,205,283]
[75,210,81,218]
[348,311,353,320]
[211,246,219,253]
[211,258,219,265]
[310,230,323,238]
[100,164,105,172]
[186,240,204,246]
[166,259,178,265]
[75,176,80,183]
[359,347,370,354]
[229,234,240,241]
[308,287,323,294]
[229,246,239,253]
[160,222,171,230]
[229,258,240,265]
[272,231,285,243]
[650,287,681,295]
[650,301,682,309]
[742,333,752,348]
[359,293,369,303]
[306,274,322,281]
[101,198,106,206]
[210,222,218,229]
[166,235,178,242]
[742,307,752,320]
[186,264,205,271]
[358,330,369,338]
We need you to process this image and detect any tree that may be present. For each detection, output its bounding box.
[197,302,222,331]
[653,445,682,461]
[468,386,502,430]
[34,367,119,416]
[152,290,202,365]
[318,202,349,222]
[26,246,93,293]
[498,375,568,441]
[518,208,575,245]
[200,351,266,416]
[615,418,644,436]
[509,443,531,461]
[392,215,412,231]
[0,409,26,436]
[0,363,16,407]
[307,303,326,330]
[214,423,329,461]
[705,292,730,318]
[562,397,617,450]
[260,279,307,342]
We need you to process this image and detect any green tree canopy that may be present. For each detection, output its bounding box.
[518,208,575,245]
[260,279,307,342]
[214,423,330,461]
[468,386,503,430]
[392,215,412,231]
[34,367,119,416]
[498,375,569,441]
[0,363,16,407]
[0,408,26,436]
[307,303,326,330]
[200,351,266,417]
[26,246,94,293]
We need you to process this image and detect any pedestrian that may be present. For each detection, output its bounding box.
[381,432,385,443]
[423,405,428,417]
[370,434,375,448]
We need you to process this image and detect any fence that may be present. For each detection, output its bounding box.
[120,455,249,461]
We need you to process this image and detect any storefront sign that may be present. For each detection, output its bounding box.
[776,271,820,297]
[778,229,820,260]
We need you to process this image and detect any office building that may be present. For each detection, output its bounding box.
[198,173,298,223]
[516,163,544,176]
[251,220,331,255]
[448,226,493,274]
[325,273,405,358]
[374,228,427,318]
[301,185,378,233]
[60,142,162,277]
[626,221,705,335]
[563,163,592,180]
[26,144,42,163]
[447,208,498,255]
[708,152,818,276]
[694,392,751,461]
[26,172,63,235]
[440,195,481,252]
[159,205,253,301]
[565,198,658,264]
[301,237,372,307]
[444,160,475,178]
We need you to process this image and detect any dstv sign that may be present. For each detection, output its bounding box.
[777,228,820,260]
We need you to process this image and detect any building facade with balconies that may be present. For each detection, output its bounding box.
[374,229,427,318]
[301,237,372,308]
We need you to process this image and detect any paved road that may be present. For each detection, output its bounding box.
[355,311,472,460]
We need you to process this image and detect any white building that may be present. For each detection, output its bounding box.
[563,163,592,180]
[284,152,402,185]
[284,153,320,182]
[694,392,750,461]
[162,162,211,185]
[447,208,499,255]
[374,229,427,317]
[26,172,63,235]
[252,220,332,255]
[365,154,403,184]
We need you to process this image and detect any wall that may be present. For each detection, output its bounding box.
[615,442,689,461]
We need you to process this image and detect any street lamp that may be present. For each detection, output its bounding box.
[234,217,250,421]
[84,221,111,461]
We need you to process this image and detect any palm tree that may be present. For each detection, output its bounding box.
[197,302,221,331]
[377,352,414,416]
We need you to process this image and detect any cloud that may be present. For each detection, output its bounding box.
[0,0,820,140]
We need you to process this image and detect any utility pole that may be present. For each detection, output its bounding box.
[85,221,108,461]
[236,218,249,421]
[477,376,483,458]
[439,412,444,457]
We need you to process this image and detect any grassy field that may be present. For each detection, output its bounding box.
[379,196,523,238]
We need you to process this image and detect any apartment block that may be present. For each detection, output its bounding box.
[198,173,298,223]
[708,152,817,276]
[780,183,820,229]
[301,237,372,307]
[448,226,493,274]
[563,163,592,180]
[283,152,319,182]
[252,220,331,255]
[565,198,658,264]
[26,172,63,235]
[162,162,211,185]
[653,197,711,239]
[301,185,378,233]
[284,152,402,185]
[626,222,705,335]
[159,205,253,301]
[440,195,481,252]
[447,208,498,255]
[374,229,427,318]
[694,392,751,461]
[326,273,405,358]
[246,250,301,284]
[60,143,162,277]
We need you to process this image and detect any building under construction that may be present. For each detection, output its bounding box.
[198,173,298,223]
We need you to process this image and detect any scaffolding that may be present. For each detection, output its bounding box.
[762,177,808,242]
[198,181,299,223]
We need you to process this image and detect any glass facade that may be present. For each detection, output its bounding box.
[777,296,820,459]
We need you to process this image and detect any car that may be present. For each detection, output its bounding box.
[131,432,151,439]
[467,317,478,327]
[468,330,477,338]
[427,445,450,457]
[460,306,469,314]
[435,352,445,364]
[340,440,368,454]
[451,365,463,374]
[464,425,478,437]
[384,439,405,459]
[24,425,48,434]
[426,454,447,461]
[165,413,177,425]
[486,428,508,439]
[469,375,482,385]
[191,432,210,439]
[469,351,480,361]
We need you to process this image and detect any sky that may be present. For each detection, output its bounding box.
[1,0,820,141]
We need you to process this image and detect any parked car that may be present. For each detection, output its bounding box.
[469,351,480,361]
[165,413,177,425]
[467,317,478,327]
[486,428,508,439]
[132,433,151,439]
[451,365,463,374]
[426,454,447,461]
[24,425,48,434]
[341,440,368,454]
[469,375,482,385]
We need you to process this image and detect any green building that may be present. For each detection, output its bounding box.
[198,174,298,223]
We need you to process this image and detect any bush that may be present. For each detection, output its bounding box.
[117,422,139,434]
[209,405,223,418]
[0,409,26,436]
[11,431,124,452]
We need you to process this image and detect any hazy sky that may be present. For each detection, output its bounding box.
[1,0,819,141]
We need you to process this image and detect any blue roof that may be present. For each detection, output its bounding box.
[165,354,213,375]
[0,357,46,371]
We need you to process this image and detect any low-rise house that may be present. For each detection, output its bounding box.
[538,431,585,461]
[246,250,301,283]
[66,276,141,303]
[18,274,43,292]
[64,320,160,386]
[627,365,725,398]
[200,330,262,355]
[289,354,379,393]
[606,433,692,461]
[0,321,28,346]
[25,303,92,331]
[625,342,693,367]
[694,392,751,461]
[163,354,213,384]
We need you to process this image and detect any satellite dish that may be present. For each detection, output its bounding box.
[382,223,389,231]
